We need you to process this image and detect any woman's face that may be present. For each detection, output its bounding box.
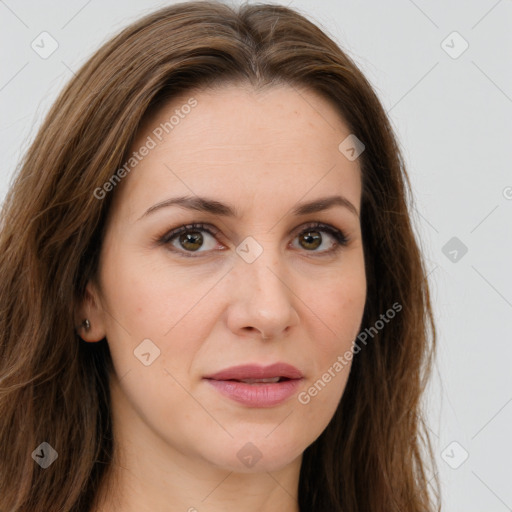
[83,83,366,474]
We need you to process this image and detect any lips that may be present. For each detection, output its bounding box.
[204,363,303,382]
[203,363,304,407]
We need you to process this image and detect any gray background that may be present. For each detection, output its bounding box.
[1,0,511,510]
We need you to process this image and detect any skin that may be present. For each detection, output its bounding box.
[78,83,367,512]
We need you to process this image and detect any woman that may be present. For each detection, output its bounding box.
[0,1,440,510]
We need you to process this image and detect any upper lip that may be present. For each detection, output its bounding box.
[204,363,303,381]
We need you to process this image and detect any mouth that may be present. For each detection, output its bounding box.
[203,363,303,407]
[203,362,303,381]
[223,376,289,384]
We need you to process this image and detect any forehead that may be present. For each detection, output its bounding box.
[111,83,362,220]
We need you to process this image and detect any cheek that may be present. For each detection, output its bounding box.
[101,248,199,331]
[296,261,366,406]
[303,264,366,347]
[99,252,219,377]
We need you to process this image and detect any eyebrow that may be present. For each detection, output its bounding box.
[139,194,359,220]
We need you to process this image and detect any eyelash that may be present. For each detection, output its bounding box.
[156,222,350,258]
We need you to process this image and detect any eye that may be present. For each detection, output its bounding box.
[157,221,349,257]
[158,223,223,256]
[290,222,349,256]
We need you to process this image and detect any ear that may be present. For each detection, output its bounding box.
[75,280,107,343]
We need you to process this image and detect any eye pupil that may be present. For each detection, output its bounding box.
[300,230,321,250]
[180,231,203,251]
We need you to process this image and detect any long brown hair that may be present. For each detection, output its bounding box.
[0,1,440,510]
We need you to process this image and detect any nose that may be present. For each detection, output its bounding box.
[225,245,300,340]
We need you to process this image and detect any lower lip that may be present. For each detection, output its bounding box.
[204,378,302,407]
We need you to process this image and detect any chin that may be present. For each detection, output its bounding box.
[199,435,306,474]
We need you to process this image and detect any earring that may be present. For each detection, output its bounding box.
[82,319,91,331]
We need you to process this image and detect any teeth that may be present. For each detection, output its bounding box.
[239,377,281,384]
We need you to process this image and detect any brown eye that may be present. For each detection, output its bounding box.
[159,223,222,256]
[299,230,322,250]
[178,231,204,251]
[158,221,348,258]
[291,222,349,255]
